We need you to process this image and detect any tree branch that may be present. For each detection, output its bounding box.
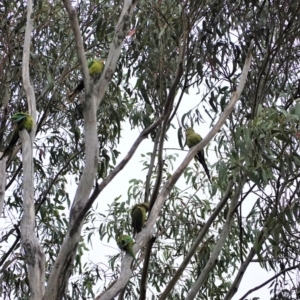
[0,150,82,270]
[158,181,234,300]
[139,236,156,300]
[22,1,36,126]
[75,116,164,229]
[0,231,20,269]
[96,0,137,107]
[63,0,90,96]
[141,19,188,300]
[144,132,160,203]
[149,16,187,210]
[239,264,300,300]
[43,2,137,298]
[185,177,246,300]
[96,39,253,300]
[224,178,289,300]
[20,130,45,300]
[20,1,45,299]
[0,157,7,218]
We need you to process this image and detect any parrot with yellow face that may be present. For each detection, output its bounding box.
[117,235,137,262]
[1,112,34,160]
[68,59,104,100]
[185,127,211,182]
[131,202,149,237]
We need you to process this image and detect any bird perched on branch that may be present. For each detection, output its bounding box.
[185,127,211,182]
[131,202,150,237]
[1,112,34,160]
[117,235,137,262]
[68,59,104,101]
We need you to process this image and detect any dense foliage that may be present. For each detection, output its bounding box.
[1,0,300,299]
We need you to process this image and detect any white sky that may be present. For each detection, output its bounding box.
[0,88,275,300]
[67,89,274,299]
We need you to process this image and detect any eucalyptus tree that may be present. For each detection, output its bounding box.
[0,0,300,300]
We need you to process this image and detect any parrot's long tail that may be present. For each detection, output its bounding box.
[196,152,211,183]
[0,133,19,160]
[132,207,143,237]
[68,80,84,101]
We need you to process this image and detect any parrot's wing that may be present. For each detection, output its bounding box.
[12,114,27,123]
[192,132,202,143]
[131,204,139,216]
[89,60,103,75]
[122,236,134,247]
[132,206,143,221]
[135,205,147,213]
[118,235,133,248]
[139,203,149,211]
[117,236,124,249]
[132,202,149,210]
[186,129,211,182]
[131,206,143,235]
[88,60,95,68]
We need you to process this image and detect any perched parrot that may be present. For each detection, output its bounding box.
[68,59,104,100]
[185,127,211,182]
[1,112,34,160]
[117,235,137,262]
[131,202,150,236]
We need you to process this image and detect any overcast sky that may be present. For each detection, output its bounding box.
[68,88,274,299]
[0,87,274,300]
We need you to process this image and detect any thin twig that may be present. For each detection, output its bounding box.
[185,177,246,300]
[62,0,90,96]
[239,264,300,300]
[96,39,254,300]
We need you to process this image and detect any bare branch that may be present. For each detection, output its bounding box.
[96,0,137,107]
[19,130,45,300]
[149,19,187,210]
[144,133,160,203]
[0,157,6,218]
[239,264,300,300]
[224,179,289,300]
[42,3,139,295]
[158,181,234,300]
[140,21,189,299]
[22,0,36,126]
[19,1,45,299]
[75,116,164,227]
[96,39,253,300]
[63,0,90,95]
[43,77,98,300]
[139,236,156,300]
[185,177,246,300]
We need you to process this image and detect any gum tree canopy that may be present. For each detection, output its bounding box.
[0,0,300,299]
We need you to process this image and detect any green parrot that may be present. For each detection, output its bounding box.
[117,235,137,262]
[185,127,211,182]
[131,202,150,236]
[68,59,104,100]
[1,112,34,160]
